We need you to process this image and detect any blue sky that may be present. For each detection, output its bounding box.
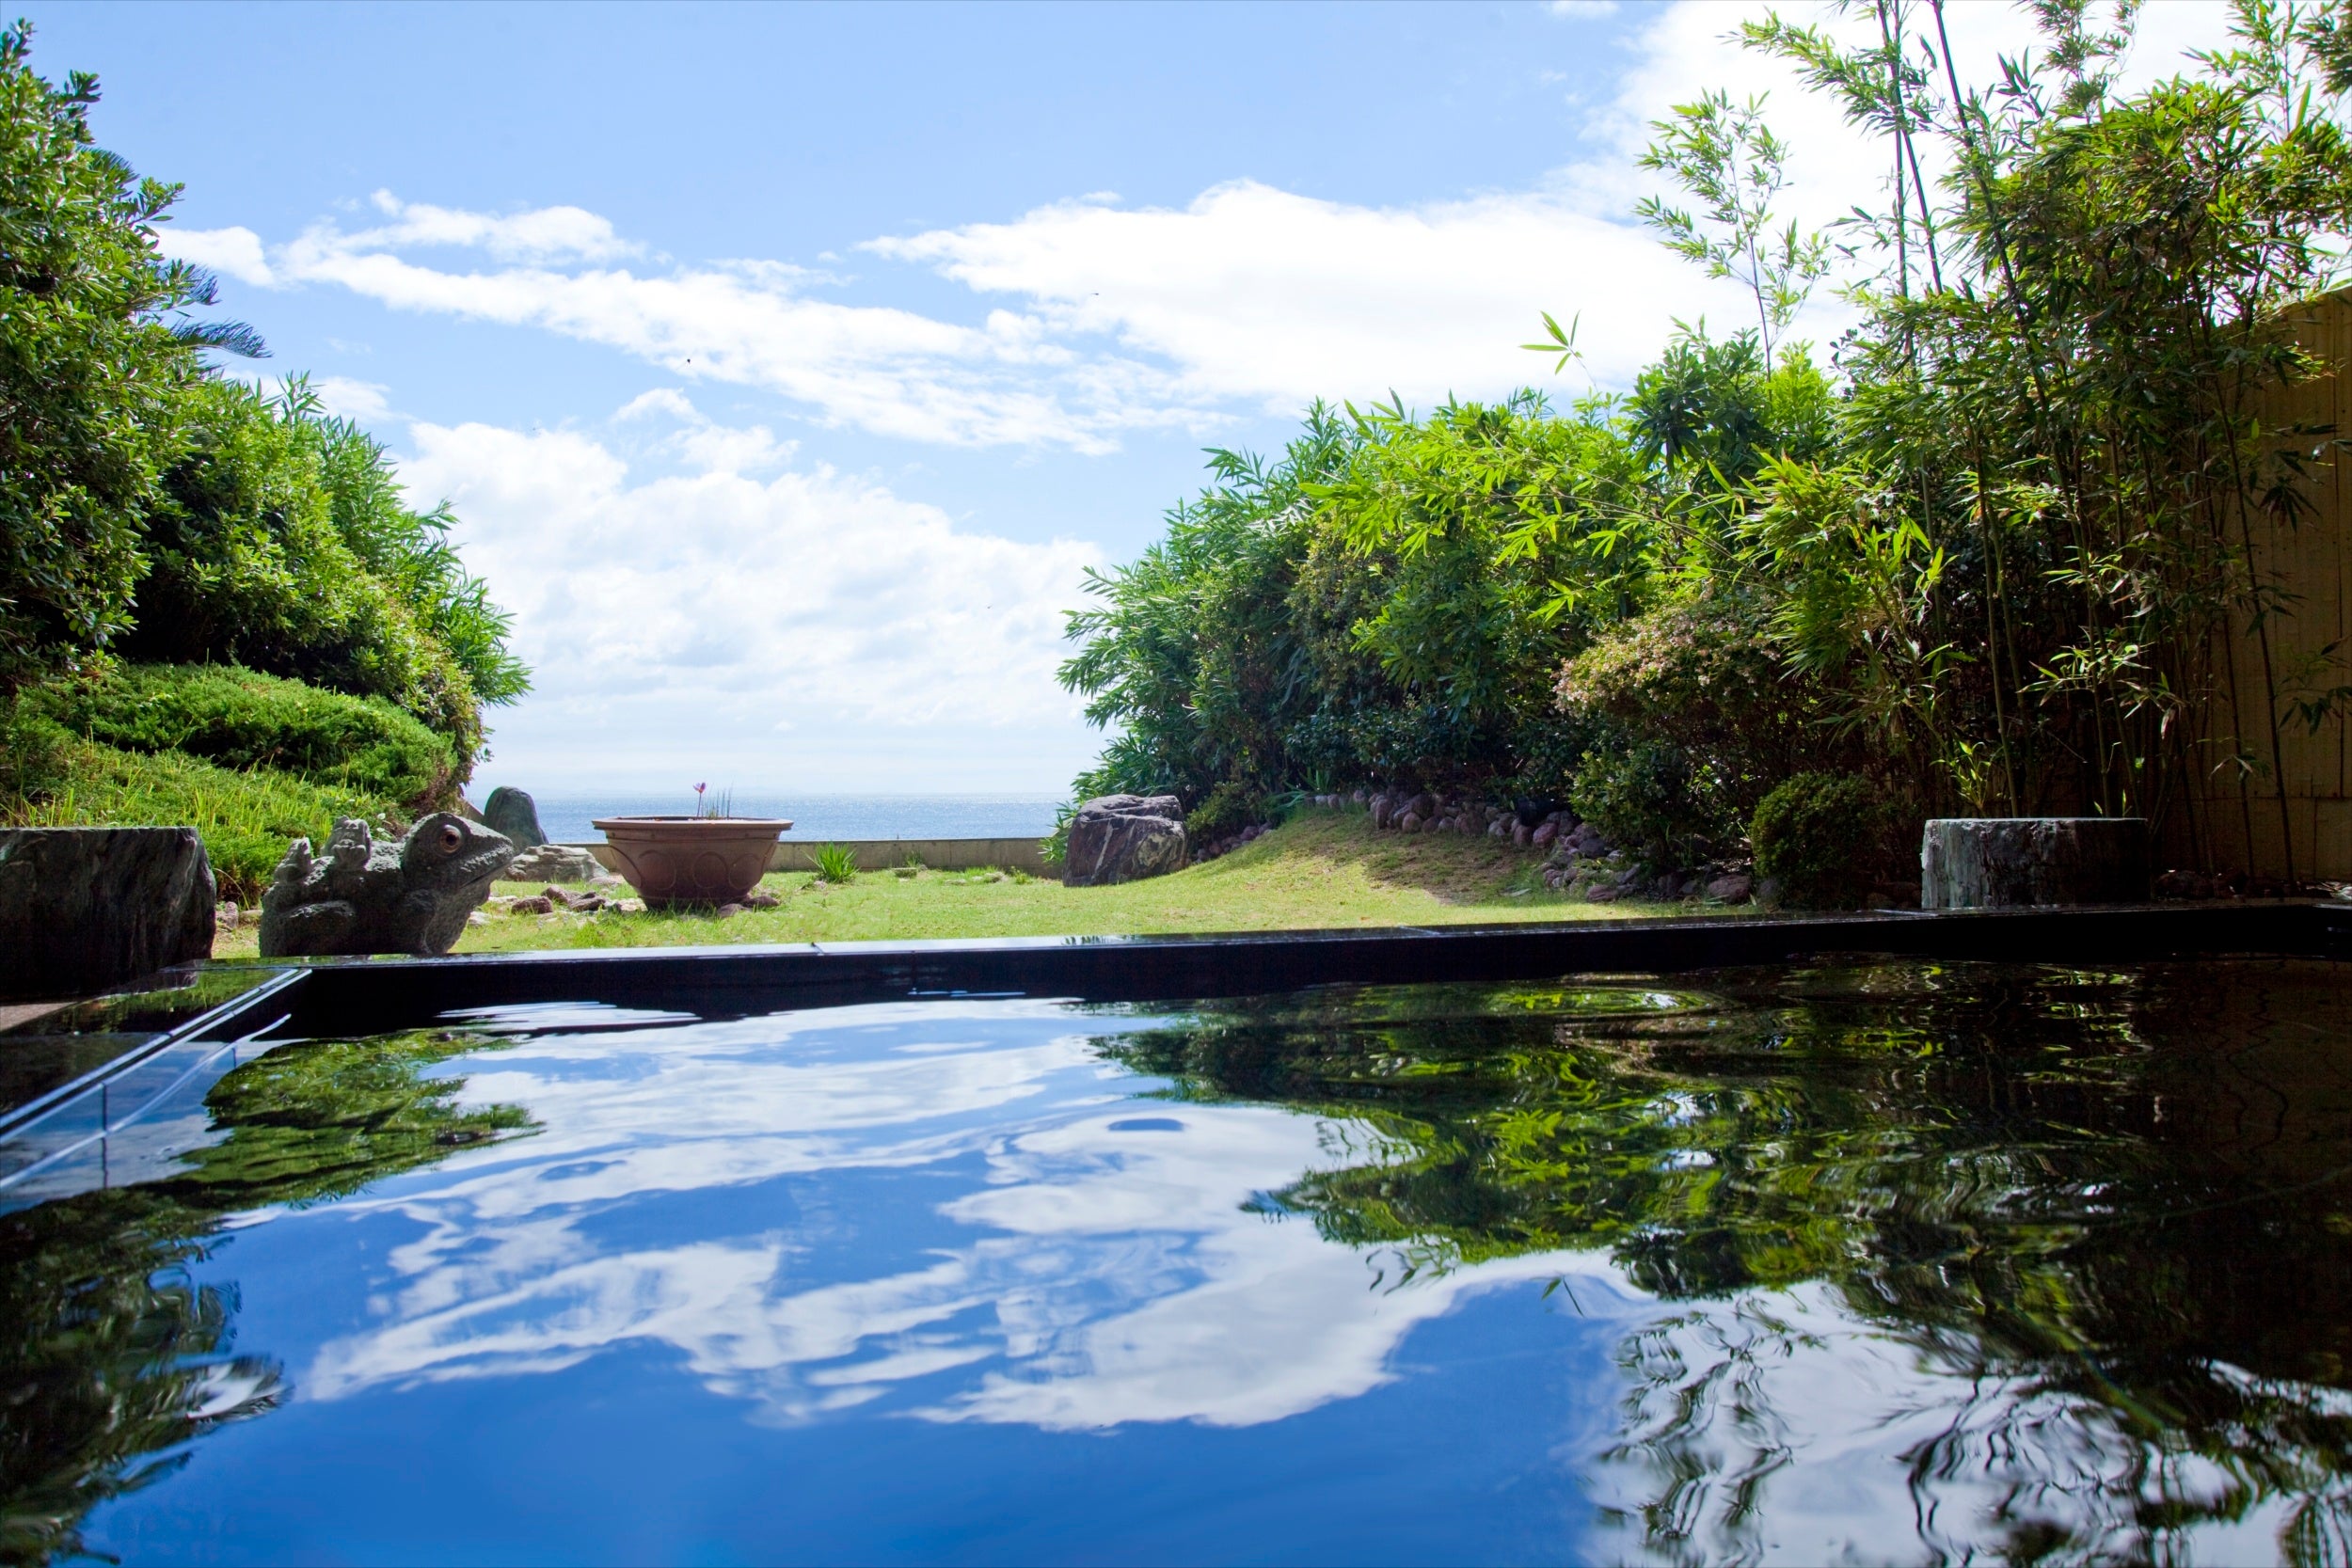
[33,1,2237,795]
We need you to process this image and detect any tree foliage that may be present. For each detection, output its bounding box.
[0,19,232,690]
[1059,399,1645,807]
[0,24,523,781]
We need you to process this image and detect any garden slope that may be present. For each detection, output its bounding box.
[215,808,1696,957]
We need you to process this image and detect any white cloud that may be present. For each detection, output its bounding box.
[157,222,274,286]
[308,375,394,422]
[1576,0,2245,255]
[869,179,1753,404]
[266,205,1195,451]
[174,4,2245,452]
[391,393,1104,787]
[353,189,641,263]
[866,2,2244,410]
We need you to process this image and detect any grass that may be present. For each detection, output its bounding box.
[210,807,1725,958]
[5,736,386,903]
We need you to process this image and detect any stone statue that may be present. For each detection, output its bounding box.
[260,814,516,958]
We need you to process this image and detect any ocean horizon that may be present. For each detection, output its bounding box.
[518,793,1065,845]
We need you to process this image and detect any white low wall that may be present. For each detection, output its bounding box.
[569,836,1049,877]
[770,837,1050,874]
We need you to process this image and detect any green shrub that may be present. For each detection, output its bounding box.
[0,735,386,902]
[1553,588,1820,829]
[812,844,858,884]
[1569,740,1735,868]
[122,379,523,761]
[1040,801,1077,867]
[1751,771,1893,909]
[34,663,457,808]
[1185,780,1262,840]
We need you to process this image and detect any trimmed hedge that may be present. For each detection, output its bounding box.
[34,663,457,808]
[1750,771,1892,910]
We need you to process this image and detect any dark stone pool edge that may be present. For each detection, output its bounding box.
[274,898,2352,1032]
[4,901,2342,1206]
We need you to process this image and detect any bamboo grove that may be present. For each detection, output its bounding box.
[1060,0,2352,879]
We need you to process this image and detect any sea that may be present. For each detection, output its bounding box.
[521,794,1065,845]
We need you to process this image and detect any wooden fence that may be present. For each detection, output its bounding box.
[2175,292,2352,880]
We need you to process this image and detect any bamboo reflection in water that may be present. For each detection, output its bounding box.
[1101,960,2352,1564]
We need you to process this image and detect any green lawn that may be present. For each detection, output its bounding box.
[212,808,1718,958]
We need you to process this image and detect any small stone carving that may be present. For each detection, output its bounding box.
[506,842,603,882]
[482,786,547,849]
[1062,795,1187,887]
[260,814,516,958]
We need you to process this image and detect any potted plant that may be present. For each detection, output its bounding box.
[594,786,791,908]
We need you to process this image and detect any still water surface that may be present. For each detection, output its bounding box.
[5,960,2351,1564]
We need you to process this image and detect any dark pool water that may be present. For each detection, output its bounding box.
[6,959,2352,1565]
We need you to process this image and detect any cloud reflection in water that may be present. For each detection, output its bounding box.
[301,1000,1604,1431]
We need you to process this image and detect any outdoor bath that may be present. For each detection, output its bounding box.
[5,909,2350,1564]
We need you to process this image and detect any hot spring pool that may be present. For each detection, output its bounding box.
[5,958,2350,1564]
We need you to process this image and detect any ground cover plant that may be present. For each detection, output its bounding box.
[1059,1,2352,892]
[3,734,382,904]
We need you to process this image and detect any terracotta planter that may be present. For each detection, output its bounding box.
[592,816,792,908]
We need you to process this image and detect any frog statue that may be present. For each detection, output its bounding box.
[259,813,517,958]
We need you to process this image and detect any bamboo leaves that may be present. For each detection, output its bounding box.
[1636,89,1830,369]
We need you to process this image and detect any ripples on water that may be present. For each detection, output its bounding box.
[4,960,2350,1564]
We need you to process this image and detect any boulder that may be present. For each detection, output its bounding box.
[1370,795,1395,831]
[1921,817,2151,909]
[1706,873,1755,904]
[0,828,215,1000]
[261,814,516,957]
[1531,821,1559,848]
[482,786,547,849]
[1399,813,1423,833]
[1062,795,1188,887]
[507,842,604,883]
